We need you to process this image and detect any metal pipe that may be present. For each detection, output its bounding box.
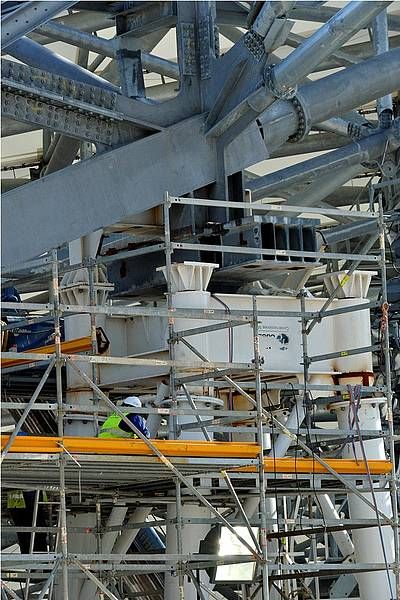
[320,220,378,246]
[52,250,69,600]
[378,197,400,597]
[37,21,180,80]
[37,21,115,57]
[270,0,391,96]
[217,0,392,140]
[111,507,152,555]
[1,1,76,50]
[284,163,366,213]
[248,130,391,201]
[314,117,351,137]
[270,133,349,159]
[260,48,400,150]
[252,297,270,600]
[78,503,129,600]
[7,37,119,92]
[372,9,393,125]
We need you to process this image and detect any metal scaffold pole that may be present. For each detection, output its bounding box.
[252,296,270,600]
[52,249,69,600]
[378,195,400,597]
[164,191,178,440]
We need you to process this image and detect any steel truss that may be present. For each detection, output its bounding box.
[1,2,400,598]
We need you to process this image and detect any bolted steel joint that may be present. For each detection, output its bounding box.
[287,92,311,143]
[244,30,266,62]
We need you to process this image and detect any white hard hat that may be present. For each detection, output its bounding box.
[122,396,142,408]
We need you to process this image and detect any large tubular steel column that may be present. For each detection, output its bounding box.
[210,0,391,139]
[268,0,391,97]
[331,396,395,600]
[372,9,394,127]
[259,50,400,152]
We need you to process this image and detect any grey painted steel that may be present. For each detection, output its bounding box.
[285,31,359,69]
[247,130,394,201]
[270,1,391,96]
[270,133,349,158]
[1,118,39,137]
[280,163,366,215]
[289,4,400,32]
[37,21,180,80]
[31,10,114,46]
[314,117,351,137]
[1,1,77,50]
[321,220,379,246]
[260,48,400,150]
[208,4,393,140]
[372,9,393,119]
[8,37,119,93]
[1,116,265,267]
[45,136,80,174]
[37,21,116,57]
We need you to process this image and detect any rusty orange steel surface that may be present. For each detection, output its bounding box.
[0,436,392,474]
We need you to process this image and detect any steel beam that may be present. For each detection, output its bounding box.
[1,115,265,267]
[36,21,180,80]
[7,37,119,93]
[1,59,160,146]
[1,1,77,50]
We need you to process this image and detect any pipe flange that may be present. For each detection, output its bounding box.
[263,64,297,100]
[288,94,311,143]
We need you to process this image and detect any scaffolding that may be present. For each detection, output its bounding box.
[1,189,399,600]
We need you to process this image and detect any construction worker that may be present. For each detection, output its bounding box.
[7,489,48,553]
[7,431,49,553]
[98,396,150,439]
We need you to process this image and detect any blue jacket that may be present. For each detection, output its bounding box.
[119,413,150,438]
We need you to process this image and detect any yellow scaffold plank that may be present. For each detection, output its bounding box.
[0,436,392,474]
[1,336,92,368]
